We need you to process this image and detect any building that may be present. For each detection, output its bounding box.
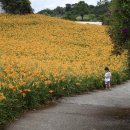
[0,2,5,13]
[76,21,103,26]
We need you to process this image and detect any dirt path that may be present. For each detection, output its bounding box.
[6,81,130,130]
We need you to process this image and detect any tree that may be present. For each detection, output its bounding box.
[65,4,72,12]
[97,0,109,6]
[73,1,89,21]
[19,0,33,14]
[83,14,96,21]
[109,0,130,73]
[0,0,33,14]
[38,9,54,16]
[88,5,95,14]
[53,6,65,17]
[63,11,77,21]
[64,4,77,20]
[94,1,110,24]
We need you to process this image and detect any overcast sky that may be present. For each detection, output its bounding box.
[30,0,99,13]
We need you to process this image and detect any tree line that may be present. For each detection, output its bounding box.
[38,0,111,25]
[0,0,111,24]
[0,0,33,14]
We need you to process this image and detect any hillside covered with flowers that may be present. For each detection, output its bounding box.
[0,14,128,127]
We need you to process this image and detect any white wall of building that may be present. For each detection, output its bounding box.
[76,21,103,26]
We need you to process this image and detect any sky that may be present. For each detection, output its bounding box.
[30,0,99,13]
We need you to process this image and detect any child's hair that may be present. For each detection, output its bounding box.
[104,67,109,71]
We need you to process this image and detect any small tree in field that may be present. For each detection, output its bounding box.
[73,1,89,21]
[109,0,130,73]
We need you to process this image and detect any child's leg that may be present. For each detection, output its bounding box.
[105,82,110,89]
[105,82,108,89]
[108,81,110,88]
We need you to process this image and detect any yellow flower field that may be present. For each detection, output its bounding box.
[0,14,127,80]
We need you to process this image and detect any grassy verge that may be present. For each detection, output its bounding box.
[0,70,129,128]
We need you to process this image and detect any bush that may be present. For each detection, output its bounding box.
[0,99,24,126]
[109,0,130,51]
[0,0,33,14]
[109,0,130,74]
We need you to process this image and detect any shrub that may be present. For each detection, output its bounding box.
[109,0,130,50]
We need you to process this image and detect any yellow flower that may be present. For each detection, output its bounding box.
[62,87,66,90]
[60,76,65,80]
[49,90,54,94]
[23,89,31,93]
[22,93,26,97]
[20,82,26,86]
[0,14,127,91]
[8,84,16,90]
[0,93,6,101]
[76,83,80,86]
[19,89,23,93]
[45,80,51,86]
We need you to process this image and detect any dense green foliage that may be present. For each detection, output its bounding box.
[0,0,33,14]
[0,70,129,128]
[38,0,111,24]
[93,1,110,24]
[72,1,89,21]
[109,0,130,73]
[109,0,130,51]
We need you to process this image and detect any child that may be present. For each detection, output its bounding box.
[104,67,112,89]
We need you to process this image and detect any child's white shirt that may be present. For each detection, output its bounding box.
[105,72,111,82]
